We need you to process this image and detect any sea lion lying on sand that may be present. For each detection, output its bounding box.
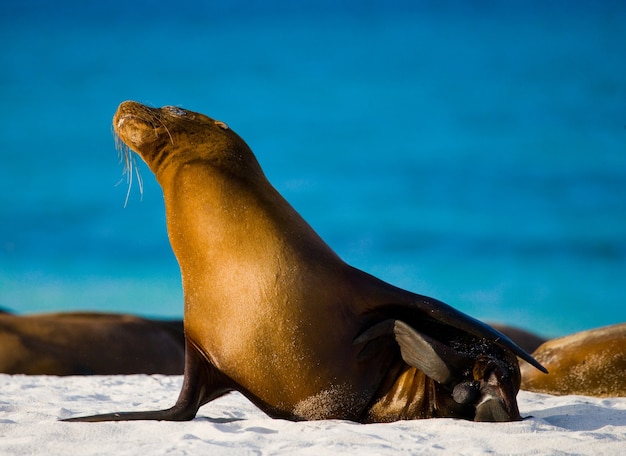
[0,311,184,375]
[521,323,626,397]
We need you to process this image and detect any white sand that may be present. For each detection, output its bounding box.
[1,374,625,455]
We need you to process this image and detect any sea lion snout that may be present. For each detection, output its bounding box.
[113,101,176,169]
[113,102,157,145]
[114,116,152,151]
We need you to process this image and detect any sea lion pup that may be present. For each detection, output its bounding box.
[0,312,184,375]
[521,323,626,397]
[65,101,545,423]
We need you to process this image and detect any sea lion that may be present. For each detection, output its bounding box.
[65,101,545,423]
[0,312,184,375]
[521,323,626,397]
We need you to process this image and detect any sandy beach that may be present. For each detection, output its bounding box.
[1,374,624,455]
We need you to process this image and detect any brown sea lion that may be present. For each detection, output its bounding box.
[65,101,545,423]
[0,312,184,375]
[521,323,626,397]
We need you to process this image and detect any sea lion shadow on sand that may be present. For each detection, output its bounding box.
[194,416,246,425]
[64,101,546,424]
[529,403,626,432]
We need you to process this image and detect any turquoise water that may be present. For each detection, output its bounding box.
[1,1,625,337]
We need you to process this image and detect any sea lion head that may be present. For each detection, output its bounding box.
[469,352,522,421]
[113,101,264,183]
[427,344,522,422]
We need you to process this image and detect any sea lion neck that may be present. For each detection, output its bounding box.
[162,160,340,282]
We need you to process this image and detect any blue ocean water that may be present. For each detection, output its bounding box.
[1,1,625,337]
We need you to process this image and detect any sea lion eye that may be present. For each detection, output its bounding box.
[163,106,187,116]
[214,120,229,130]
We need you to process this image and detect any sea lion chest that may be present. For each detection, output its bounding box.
[163,163,368,405]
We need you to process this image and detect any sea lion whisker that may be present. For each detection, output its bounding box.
[113,132,143,207]
[123,151,134,208]
[124,152,144,206]
[133,153,144,197]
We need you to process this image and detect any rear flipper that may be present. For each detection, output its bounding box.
[355,319,522,422]
[62,339,230,422]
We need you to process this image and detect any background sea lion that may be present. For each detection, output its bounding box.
[65,101,545,423]
[489,323,547,354]
[521,323,626,397]
[0,311,184,375]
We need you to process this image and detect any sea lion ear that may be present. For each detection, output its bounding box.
[354,319,468,384]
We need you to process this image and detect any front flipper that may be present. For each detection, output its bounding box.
[62,339,230,422]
